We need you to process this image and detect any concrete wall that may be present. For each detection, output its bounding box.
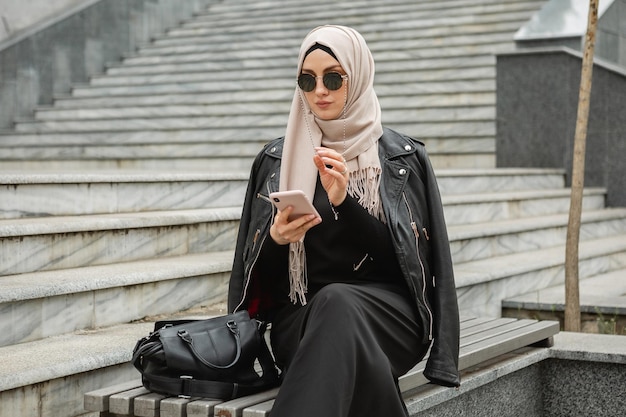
[495,48,626,207]
[0,0,89,42]
[0,0,216,129]
[515,0,626,68]
[406,333,626,417]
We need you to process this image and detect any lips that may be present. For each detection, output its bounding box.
[316,101,331,109]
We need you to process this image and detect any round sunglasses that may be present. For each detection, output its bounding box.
[297,72,348,92]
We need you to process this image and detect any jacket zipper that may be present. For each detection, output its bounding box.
[403,193,434,341]
[234,185,275,312]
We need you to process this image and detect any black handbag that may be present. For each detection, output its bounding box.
[131,310,280,400]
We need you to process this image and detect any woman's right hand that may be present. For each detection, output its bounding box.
[270,206,321,245]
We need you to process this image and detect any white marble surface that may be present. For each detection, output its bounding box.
[0,252,232,346]
[456,237,626,317]
[0,208,240,275]
[0,175,247,219]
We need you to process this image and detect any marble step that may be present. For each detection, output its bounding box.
[181,0,542,31]
[448,208,626,264]
[0,154,258,172]
[455,235,626,318]
[29,105,494,126]
[48,91,495,112]
[0,139,492,171]
[103,54,495,76]
[0,208,240,276]
[434,168,565,195]
[0,131,554,169]
[117,42,514,67]
[0,169,598,222]
[0,251,233,347]
[14,106,494,133]
[87,66,494,89]
[502,269,626,318]
[442,187,607,226]
[66,78,494,98]
[133,32,513,58]
[0,171,248,219]
[152,18,525,48]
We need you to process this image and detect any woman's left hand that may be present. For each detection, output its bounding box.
[314,147,349,206]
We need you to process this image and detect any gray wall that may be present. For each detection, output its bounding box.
[0,0,215,129]
[411,359,626,417]
[496,48,626,207]
[515,0,626,68]
[0,0,89,42]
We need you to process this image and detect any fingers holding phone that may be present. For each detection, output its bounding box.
[269,191,322,245]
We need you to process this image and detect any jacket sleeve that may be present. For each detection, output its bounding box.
[419,146,461,387]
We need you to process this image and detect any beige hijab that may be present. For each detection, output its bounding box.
[279,25,384,304]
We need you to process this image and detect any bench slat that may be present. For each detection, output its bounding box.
[397,320,559,392]
[213,388,280,417]
[186,399,223,417]
[160,397,196,417]
[84,379,143,412]
[242,399,274,417]
[109,387,151,415]
[134,392,166,417]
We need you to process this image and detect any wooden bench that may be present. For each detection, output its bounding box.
[84,317,559,417]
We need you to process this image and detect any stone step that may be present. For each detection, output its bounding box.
[442,187,607,226]
[0,135,490,172]
[14,107,494,133]
[152,19,524,48]
[117,42,514,67]
[502,268,626,334]
[134,32,513,58]
[29,104,494,125]
[435,168,565,195]
[181,0,542,31]
[0,170,599,222]
[87,66,494,89]
[0,251,233,347]
[0,208,240,276]
[103,55,495,76]
[455,235,626,318]
[49,91,495,112]
[66,78,494,98]
[448,208,626,263]
[0,171,248,219]
[0,155,258,172]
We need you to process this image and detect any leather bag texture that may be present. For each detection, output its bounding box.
[131,310,279,399]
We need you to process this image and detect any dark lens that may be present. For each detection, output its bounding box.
[323,73,344,90]
[297,74,316,92]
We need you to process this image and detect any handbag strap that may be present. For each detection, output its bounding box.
[177,318,241,370]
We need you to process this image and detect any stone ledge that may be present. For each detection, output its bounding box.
[406,332,626,417]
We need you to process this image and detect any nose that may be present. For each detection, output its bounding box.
[313,76,328,94]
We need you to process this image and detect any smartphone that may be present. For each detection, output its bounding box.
[269,190,320,221]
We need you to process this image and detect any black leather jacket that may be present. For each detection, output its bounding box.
[228,127,460,387]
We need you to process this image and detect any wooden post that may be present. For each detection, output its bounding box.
[564,0,599,332]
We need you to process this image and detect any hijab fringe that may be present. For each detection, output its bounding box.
[287,168,385,305]
[288,239,308,305]
[347,167,385,223]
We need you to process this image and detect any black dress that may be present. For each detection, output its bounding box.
[258,179,430,417]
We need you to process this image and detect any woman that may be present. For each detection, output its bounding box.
[228,25,460,416]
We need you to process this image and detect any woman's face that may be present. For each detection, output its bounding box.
[300,49,348,121]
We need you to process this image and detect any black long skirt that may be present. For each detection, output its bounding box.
[269,282,429,417]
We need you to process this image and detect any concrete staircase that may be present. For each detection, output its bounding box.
[1,0,625,416]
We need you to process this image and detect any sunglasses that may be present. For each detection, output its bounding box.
[297,72,348,92]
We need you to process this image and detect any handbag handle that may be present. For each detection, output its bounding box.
[177,319,242,369]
